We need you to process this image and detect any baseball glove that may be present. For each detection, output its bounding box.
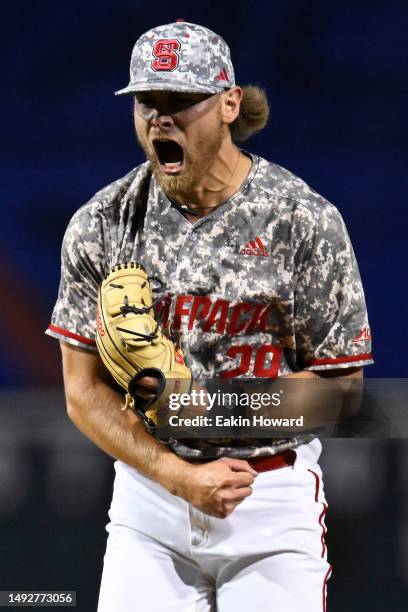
[96,262,192,431]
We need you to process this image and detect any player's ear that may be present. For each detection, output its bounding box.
[220,86,242,125]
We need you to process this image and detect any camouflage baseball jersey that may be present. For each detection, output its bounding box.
[47,153,373,457]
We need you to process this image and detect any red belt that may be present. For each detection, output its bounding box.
[247,449,297,473]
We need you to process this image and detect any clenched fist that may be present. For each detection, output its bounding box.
[178,457,258,519]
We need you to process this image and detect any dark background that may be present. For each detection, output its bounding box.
[1,0,407,610]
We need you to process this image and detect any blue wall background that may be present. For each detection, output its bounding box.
[1,0,406,384]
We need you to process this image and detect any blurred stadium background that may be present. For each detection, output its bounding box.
[1,1,407,609]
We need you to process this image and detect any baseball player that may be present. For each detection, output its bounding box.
[47,21,373,611]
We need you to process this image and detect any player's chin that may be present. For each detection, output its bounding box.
[154,164,186,182]
[151,158,196,195]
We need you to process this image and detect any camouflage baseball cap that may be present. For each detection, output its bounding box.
[115,21,235,95]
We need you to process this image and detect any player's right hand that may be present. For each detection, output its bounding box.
[180,457,258,519]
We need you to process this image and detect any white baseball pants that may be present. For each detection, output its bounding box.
[98,440,331,612]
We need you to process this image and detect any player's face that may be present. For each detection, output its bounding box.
[133,91,227,195]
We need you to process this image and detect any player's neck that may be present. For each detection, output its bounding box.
[169,142,252,216]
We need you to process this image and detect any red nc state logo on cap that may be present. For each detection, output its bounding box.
[151,39,181,71]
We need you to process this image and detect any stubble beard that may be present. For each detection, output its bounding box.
[137,126,224,199]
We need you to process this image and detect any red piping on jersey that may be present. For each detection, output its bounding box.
[47,324,96,346]
[309,352,372,366]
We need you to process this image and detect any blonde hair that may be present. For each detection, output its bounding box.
[230,86,270,142]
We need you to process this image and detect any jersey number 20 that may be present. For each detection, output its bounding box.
[222,344,282,378]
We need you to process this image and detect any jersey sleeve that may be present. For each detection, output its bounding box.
[45,204,108,351]
[293,203,373,371]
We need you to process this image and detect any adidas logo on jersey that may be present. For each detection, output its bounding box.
[240,236,269,257]
[352,327,372,343]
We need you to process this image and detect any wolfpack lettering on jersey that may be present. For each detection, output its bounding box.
[157,296,273,333]
[46,153,373,455]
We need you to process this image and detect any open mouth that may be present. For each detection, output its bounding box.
[152,139,184,175]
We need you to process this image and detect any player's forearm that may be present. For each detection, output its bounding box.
[276,368,363,428]
[64,378,190,495]
[224,368,363,432]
